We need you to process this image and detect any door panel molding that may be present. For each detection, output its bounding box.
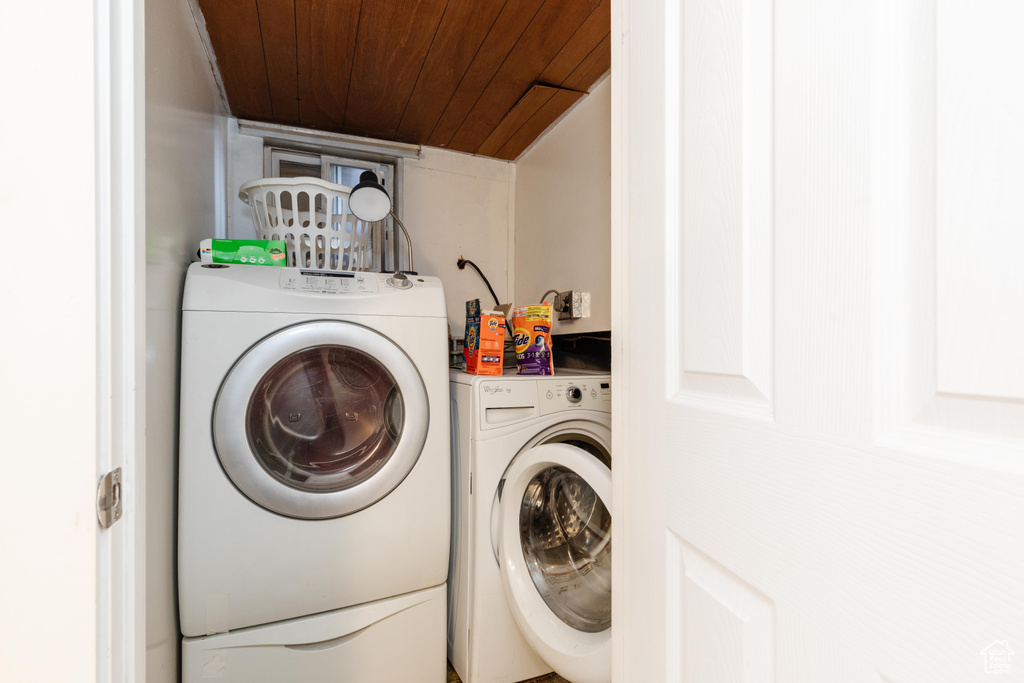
[616,1,1024,681]
[668,534,775,683]
[668,0,775,420]
[871,0,1024,466]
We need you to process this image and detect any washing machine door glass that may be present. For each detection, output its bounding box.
[246,346,404,493]
[214,320,428,519]
[519,465,611,632]
[497,442,612,683]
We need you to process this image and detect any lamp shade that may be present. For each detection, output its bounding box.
[349,171,392,222]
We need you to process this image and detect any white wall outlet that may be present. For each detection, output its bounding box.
[555,291,591,320]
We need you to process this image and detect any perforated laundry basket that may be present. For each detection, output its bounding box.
[239,177,376,272]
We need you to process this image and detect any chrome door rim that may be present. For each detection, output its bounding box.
[213,320,428,519]
[490,420,611,564]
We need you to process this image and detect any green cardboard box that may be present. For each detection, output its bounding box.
[200,239,288,266]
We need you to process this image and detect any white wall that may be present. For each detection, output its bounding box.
[145,0,225,679]
[226,120,264,239]
[227,134,515,339]
[404,149,515,335]
[514,76,611,334]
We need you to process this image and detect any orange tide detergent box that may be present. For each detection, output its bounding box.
[464,299,505,375]
[511,303,554,375]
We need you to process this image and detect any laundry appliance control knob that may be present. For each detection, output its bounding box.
[566,386,583,403]
[388,272,413,290]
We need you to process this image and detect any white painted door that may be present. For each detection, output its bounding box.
[0,1,143,681]
[612,1,1024,681]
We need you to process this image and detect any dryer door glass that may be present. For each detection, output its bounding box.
[519,465,612,633]
[246,345,403,493]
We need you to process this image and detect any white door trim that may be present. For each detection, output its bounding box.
[610,0,663,680]
[609,0,629,679]
[95,0,145,679]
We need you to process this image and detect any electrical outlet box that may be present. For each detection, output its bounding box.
[555,290,591,320]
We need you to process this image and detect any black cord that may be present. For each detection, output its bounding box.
[456,257,502,309]
[457,257,513,342]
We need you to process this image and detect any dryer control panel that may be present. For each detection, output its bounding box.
[183,262,447,318]
[279,270,379,295]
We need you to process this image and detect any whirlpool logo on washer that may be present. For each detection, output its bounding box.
[483,386,510,395]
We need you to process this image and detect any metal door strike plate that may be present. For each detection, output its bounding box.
[97,467,122,528]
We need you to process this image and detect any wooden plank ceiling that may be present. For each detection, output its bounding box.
[197,0,610,161]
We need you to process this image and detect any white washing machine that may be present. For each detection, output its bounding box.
[448,370,611,683]
[178,263,450,682]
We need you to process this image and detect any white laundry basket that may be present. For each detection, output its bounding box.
[238,177,376,272]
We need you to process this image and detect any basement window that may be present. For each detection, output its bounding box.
[266,148,395,194]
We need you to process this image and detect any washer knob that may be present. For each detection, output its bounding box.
[388,272,413,289]
[566,385,582,403]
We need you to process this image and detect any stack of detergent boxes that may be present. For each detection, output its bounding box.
[463,299,505,375]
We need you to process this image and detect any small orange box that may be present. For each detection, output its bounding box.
[465,311,505,375]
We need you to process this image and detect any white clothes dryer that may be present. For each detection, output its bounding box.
[178,263,449,682]
[448,370,611,683]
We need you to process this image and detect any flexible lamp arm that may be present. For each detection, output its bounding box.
[389,211,414,273]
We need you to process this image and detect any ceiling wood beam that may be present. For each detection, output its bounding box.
[476,84,559,158]
[426,0,545,149]
[538,0,610,87]
[294,0,362,131]
[342,0,449,139]
[494,87,584,160]
[394,0,507,144]
[256,0,300,125]
[197,0,273,120]
[445,0,603,153]
[561,33,611,92]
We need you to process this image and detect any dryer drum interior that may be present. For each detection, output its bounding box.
[246,344,405,492]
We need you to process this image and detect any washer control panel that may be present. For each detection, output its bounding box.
[538,376,611,415]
